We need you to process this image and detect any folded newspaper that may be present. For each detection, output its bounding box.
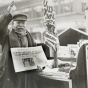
[11,46,48,72]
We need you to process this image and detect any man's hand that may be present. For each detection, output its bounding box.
[37,66,45,72]
[7,1,16,14]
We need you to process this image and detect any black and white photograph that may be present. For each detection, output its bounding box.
[0,0,88,88]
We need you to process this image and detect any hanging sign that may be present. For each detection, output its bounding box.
[43,0,59,49]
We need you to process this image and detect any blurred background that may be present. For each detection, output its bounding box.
[0,0,87,42]
[0,0,87,56]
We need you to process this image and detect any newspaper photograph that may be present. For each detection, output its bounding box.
[11,46,48,72]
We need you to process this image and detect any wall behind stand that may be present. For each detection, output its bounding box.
[58,27,88,46]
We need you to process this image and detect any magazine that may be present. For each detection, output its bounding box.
[57,45,79,58]
[68,44,79,58]
[11,46,48,72]
[57,46,70,58]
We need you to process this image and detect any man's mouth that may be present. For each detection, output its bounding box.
[17,27,24,29]
[15,26,26,33]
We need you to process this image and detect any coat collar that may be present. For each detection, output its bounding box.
[9,29,36,48]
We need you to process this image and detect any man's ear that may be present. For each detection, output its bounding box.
[12,20,14,25]
[12,20,14,29]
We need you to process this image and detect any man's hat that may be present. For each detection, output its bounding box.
[12,13,27,21]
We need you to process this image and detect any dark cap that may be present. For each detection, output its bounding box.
[12,14,27,21]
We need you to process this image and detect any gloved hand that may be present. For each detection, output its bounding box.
[37,66,45,72]
[7,1,16,15]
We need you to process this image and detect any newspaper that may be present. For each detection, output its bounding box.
[57,45,79,58]
[57,46,70,58]
[68,44,79,58]
[11,46,48,72]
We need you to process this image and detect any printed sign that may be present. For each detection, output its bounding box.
[44,32,59,43]
[45,39,55,50]
[11,46,48,72]
[57,46,71,58]
[68,44,79,58]
[43,0,59,50]
[43,0,55,34]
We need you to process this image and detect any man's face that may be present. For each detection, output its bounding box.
[13,20,27,33]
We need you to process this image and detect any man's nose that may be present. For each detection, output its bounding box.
[19,23,23,26]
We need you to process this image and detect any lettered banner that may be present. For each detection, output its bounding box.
[43,0,59,49]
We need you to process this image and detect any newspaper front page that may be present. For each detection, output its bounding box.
[11,46,48,72]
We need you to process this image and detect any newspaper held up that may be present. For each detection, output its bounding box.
[11,46,48,72]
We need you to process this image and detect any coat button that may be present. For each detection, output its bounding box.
[7,78,9,81]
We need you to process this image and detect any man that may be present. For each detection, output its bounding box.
[0,2,38,88]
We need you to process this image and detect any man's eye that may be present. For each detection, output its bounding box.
[17,22,20,24]
[22,22,24,24]
[22,22,25,24]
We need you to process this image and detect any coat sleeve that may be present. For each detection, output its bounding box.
[0,13,12,45]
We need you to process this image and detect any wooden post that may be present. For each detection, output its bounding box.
[43,0,59,68]
[53,44,58,68]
